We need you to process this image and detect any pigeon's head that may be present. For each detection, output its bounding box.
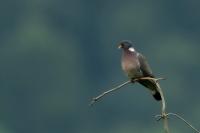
[118,40,135,52]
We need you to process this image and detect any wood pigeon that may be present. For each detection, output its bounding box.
[118,40,161,101]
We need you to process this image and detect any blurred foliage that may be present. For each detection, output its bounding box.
[0,0,200,133]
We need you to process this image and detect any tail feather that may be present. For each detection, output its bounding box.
[138,79,162,101]
[152,90,162,101]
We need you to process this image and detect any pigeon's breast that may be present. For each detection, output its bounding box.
[122,53,142,78]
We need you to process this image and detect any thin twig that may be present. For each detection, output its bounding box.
[154,81,200,133]
[89,80,131,106]
[166,113,200,133]
[136,77,166,82]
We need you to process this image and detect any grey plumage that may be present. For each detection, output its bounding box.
[118,40,161,101]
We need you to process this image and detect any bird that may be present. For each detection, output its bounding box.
[118,40,161,101]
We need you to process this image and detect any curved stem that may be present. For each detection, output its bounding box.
[155,82,169,133]
[140,77,169,133]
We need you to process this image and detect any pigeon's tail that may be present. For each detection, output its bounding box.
[138,79,162,101]
[152,90,162,101]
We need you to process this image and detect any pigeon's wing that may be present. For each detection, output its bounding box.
[137,53,161,101]
[137,53,154,77]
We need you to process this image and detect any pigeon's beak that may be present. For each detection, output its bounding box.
[118,44,122,49]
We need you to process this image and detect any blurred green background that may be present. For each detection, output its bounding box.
[0,0,200,133]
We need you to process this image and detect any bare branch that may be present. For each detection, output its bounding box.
[90,76,200,133]
[90,77,165,106]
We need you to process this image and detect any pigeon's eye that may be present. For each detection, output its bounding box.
[118,43,124,49]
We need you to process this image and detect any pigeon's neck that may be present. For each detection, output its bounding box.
[122,49,138,65]
[123,49,137,57]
